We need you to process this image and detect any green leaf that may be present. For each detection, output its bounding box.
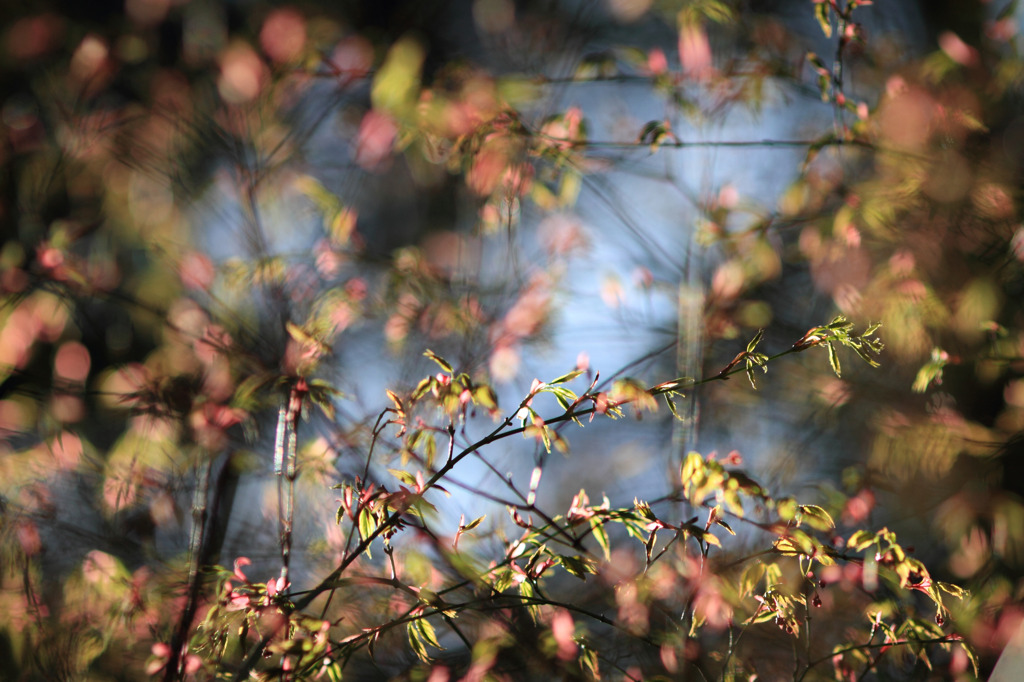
[746,328,765,353]
[776,497,798,521]
[308,378,342,395]
[739,562,766,598]
[412,376,432,400]
[530,181,558,210]
[580,646,600,678]
[386,389,404,412]
[294,174,340,214]
[715,518,736,535]
[372,37,425,116]
[462,515,485,532]
[423,349,453,373]
[414,618,442,649]
[559,170,582,207]
[358,507,376,558]
[848,529,876,552]
[806,51,828,74]
[937,581,969,600]
[308,388,337,421]
[959,641,980,676]
[560,555,596,580]
[232,372,276,410]
[549,369,584,385]
[473,384,498,409]
[423,433,437,468]
[325,660,344,682]
[633,499,656,521]
[681,451,705,486]
[623,517,647,541]
[751,608,779,624]
[492,567,516,592]
[814,2,832,37]
[407,621,430,662]
[286,321,320,349]
[639,120,671,152]
[797,505,835,531]
[744,363,759,389]
[912,347,949,393]
[699,0,734,23]
[525,422,552,453]
[327,207,357,247]
[589,517,611,560]
[665,394,681,420]
[519,580,539,622]
[388,468,417,487]
[815,551,836,567]
[701,530,721,548]
[826,341,841,377]
[774,529,817,556]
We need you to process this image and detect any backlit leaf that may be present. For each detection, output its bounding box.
[589,517,611,560]
[423,349,453,372]
[797,505,835,531]
[814,2,832,37]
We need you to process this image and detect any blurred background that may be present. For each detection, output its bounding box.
[1,0,1022,678]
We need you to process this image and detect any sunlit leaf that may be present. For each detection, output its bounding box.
[912,347,950,393]
[559,170,582,207]
[701,530,722,548]
[589,517,611,560]
[814,3,832,37]
[415,618,442,649]
[407,621,430,662]
[461,515,485,533]
[473,384,499,409]
[715,518,735,535]
[797,505,835,531]
[826,341,841,377]
[372,36,425,116]
[423,349,453,373]
[746,328,764,353]
[388,468,417,487]
[549,368,584,385]
[960,641,980,676]
[519,579,539,621]
[358,507,376,556]
[848,529,876,552]
[559,555,596,580]
[937,581,968,600]
[739,562,766,598]
[638,120,672,152]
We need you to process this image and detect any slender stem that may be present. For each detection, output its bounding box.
[231,338,846,679]
[832,0,848,140]
[164,458,212,682]
[797,635,962,681]
[275,398,290,587]
[277,383,303,588]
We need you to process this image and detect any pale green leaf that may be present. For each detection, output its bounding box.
[423,349,453,372]
[589,517,611,561]
[797,505,836,531]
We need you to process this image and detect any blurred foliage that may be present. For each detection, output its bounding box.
[0,0,1023,679]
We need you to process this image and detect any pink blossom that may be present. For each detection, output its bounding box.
[260,8,306,64]
[939,31,979,67]
[233,556,252,582]
[647,48,668,75]
[550,609,578,660]
[679,24,713,80]
[355,110,398,171]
